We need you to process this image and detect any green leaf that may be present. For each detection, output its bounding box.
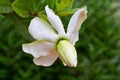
[13,15,34,41]
[0,6,13,13]
[6,13,34,41]
[12,0,46,18]
[0,69,8,78]
[0,0,13,13]
[0,0,11,6]
[56,0,74,12]
[46,0,55,9]
[57,8,78,16]
[57,6,87,16]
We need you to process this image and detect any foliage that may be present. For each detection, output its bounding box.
[0,0,13,13]
[12,0,46,18]
[0,0,120,80]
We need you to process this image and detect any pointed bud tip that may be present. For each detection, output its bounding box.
[69,59,77,67]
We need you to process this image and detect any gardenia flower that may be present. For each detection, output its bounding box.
[22,5,87,67]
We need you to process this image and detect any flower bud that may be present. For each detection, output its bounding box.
[57,40,77,67]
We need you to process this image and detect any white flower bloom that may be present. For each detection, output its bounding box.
[22,5,87,67]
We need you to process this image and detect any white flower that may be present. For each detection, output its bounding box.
[22,5,87,67]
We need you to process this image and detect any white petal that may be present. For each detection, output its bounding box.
[45,5,65,35]
[33,50,58,66]
[22,40,54,58]
[67,8,87,45]
[29,17,58,42]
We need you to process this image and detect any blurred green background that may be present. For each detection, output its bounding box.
[0,0,120,80]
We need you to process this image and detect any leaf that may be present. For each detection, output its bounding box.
[57,8,78,16]
[11,14,34,41]
[0,6,13,13]
[57,6,87,17]
[55,0,74,12]
[0,0,11,6]
[0,69,8,78]
[0,0,13,13]
[12,0,46,18]
[46,0,55,9]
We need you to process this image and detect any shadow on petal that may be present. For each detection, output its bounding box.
[33,50,58,66]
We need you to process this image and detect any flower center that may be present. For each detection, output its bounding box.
[54,36,70,50]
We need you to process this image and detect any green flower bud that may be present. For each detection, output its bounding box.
[57,40,77,67]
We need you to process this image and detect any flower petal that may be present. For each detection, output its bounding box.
[22,40,54,58]
[45,5,65,35]
[33,50,58,66]
[67,8,87,45]
[29,17,58,42]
